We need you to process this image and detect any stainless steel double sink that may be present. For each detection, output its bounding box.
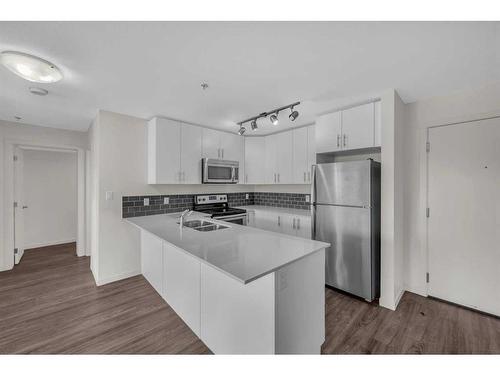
[181,219,229,232]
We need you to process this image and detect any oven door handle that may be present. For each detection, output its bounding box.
[216,213,247,220]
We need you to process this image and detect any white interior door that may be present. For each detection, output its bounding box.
[428,117,500,316]
[13,147,25,264]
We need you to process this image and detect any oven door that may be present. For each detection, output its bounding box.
[202,158,239,184]
[217,214,247,226]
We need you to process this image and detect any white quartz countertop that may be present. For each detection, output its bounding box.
[237,205,311,217]
[126,212,328,284]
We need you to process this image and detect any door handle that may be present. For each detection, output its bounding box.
[293,218,296,229]
[278,215,281,226]
[337,134,340,147]
[22,205,28,209]
[343,134,347,147]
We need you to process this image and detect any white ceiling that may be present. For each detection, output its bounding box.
[0,22,498,134]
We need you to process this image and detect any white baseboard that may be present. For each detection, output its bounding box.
[95,269,141,286]
[404,283,428,297]
[25,239,77,249]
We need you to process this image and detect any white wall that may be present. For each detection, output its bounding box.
[22,149,77,249]
[0,119,88,271]
[403,82,500,296]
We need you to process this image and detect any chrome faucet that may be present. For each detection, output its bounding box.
[179,209,193,228]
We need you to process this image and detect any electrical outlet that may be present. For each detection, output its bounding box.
[144,198,149,206]
[305,195,310,203]
[245,194,249,200]
[164,197,169,205]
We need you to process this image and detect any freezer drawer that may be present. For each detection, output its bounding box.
[313,204,373,300]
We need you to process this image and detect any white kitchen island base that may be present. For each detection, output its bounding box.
[139,228,326,354]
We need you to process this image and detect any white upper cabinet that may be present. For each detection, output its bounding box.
[292,127,308,184]
[148,118,181,184]
[148,117,201,184]
[202,128,222,159]
[315,111,342,153]
[245,137,266,184]
[180,124,202,184]
[220,131,243,162]
[341,102,375,151]
[315,101,380,154]
[267,131,293,184]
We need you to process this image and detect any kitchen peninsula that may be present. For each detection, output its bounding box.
[126,212,329,354]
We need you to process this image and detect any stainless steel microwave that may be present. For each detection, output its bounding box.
[202,158,239,184]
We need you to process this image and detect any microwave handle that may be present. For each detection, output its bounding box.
[231,166,236,182]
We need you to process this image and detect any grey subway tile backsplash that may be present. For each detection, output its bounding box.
[122,191,309,218]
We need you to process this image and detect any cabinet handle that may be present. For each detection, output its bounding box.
[293,218,296,229]
[278,215,281,226]
[274,173,276,183]
[343,134,347,147]
[337,134,340,147]
[278,173,280,183]
[303,172,306,182]
[182,171,185,182]
[307,171,311,182]
[222,148,224,159]
[297,218,300,230]
[246,174,248,183]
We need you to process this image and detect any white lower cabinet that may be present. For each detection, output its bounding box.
[250,209,311,239]
[163,241,201,336]
[141,230,163,295]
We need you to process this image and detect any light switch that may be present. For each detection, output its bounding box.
[164,197,169,205]
[144,198,149,206]
[105,191,114,201]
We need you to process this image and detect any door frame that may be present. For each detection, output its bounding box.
[3,138,87,270]
[424,113,500,297]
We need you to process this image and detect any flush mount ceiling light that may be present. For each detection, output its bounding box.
[236,101,300,135]
[0,51,63,83]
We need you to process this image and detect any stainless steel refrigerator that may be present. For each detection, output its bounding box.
[311,160,381,301]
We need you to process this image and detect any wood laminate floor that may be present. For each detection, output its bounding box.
[1,244,499,354]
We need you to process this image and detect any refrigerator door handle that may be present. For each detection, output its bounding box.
[310,164,317,239]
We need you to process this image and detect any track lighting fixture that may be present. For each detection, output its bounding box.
[235,101,300,135]
[289,106,299,121]
[270,113,279,126]
[250,119,258,131]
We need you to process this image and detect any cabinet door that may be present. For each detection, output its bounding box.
[202,128,221,159]
[163,241,201,336]
[245,137,266,184]
[265,134,278,183]
[246,211,256,227]
[307,126,316,183]
[342,102,375,150]
[280,214,296,236]
[315,112,342,153]
[148,118,181,184]
[275,131,293,184]
[180,123,202,184]
[296,216,311,239]
[220,132,242,161]
[141,230,163,295]
[292,127,308,184]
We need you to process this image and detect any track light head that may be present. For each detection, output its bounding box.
[270,113,279,126]
[289,107,299,121]
[250,119,258,131]
[238,125,246,136]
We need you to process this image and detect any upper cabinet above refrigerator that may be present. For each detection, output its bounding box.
[315,101,381,154]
